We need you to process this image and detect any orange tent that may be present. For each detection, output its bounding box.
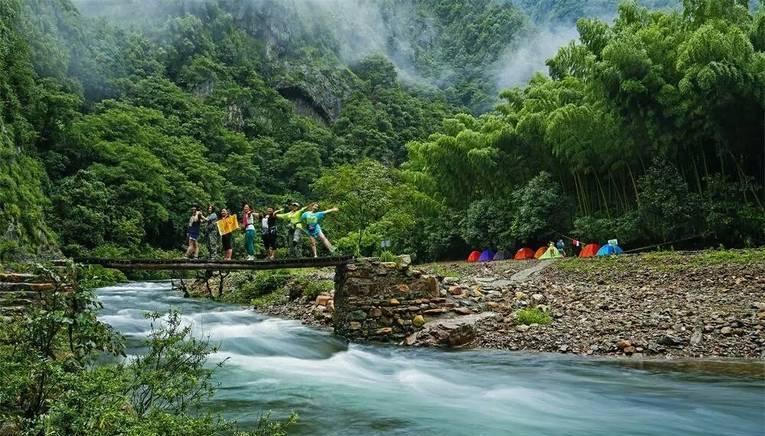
[533,246,548,259]
[514,247,535,260]
[467,250,481,263]
[579,243,600,258]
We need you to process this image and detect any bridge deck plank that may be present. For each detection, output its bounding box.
[74,256,354,271]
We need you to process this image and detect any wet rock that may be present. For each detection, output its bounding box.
[376,327,393,335]
[350,321,361,330]
[721,326,733,335]
[453,307,474,315]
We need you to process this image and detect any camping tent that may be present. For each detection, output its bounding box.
[540,246,563,259]
[493,251,506,261]
[467,250,481,262]
[514,247,535,260]
[579,243,600,258]
[596,245,623,256]
[479,249,494,262]
[533,247,547,259]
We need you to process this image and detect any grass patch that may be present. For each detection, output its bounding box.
[644,248,765,266]
[424,263,464,279]
[378,251,400,263]
[514,307,552,325]
[252,287,288,308]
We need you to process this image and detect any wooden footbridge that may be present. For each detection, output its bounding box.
[73,256,354,271]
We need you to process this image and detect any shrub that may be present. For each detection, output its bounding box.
[78,265,127,289]
[514,307,552,325]
[303,279,334,300]
[226,271,292,304]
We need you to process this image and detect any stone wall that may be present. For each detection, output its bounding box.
[334,258,453,342]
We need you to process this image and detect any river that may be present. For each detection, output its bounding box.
[97,282,765,436]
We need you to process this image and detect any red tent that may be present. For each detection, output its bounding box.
[514,247,535,260]
[467,250,481,263]
[534,246,548,259]
[579,243,600,258]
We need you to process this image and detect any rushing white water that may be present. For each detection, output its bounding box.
[98,282,765,435]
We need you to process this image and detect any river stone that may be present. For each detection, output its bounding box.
[376,327,393,335]
[446,324,475,346]
[389,298,400,306]
[720,326,733,335]
[690,329,703,345]
[449,286,464,295]
[515,325,530,333]
[453,307,473,315]
[350,321,361,330]
[616,339,632,350]
[412,315,426,328]
[442,276,459,285]
[349,310,367,321]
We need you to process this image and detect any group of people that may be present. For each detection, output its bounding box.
[185,202,340,260]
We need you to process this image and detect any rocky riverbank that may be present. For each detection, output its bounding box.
[184,250,765,360]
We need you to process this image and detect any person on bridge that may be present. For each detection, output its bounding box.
[260,207,283,260]
[277,202,308,257]
[301,203,339,258]
[185,205,206,259]
[204,204,220,259]
[241,203,257,260]
[220,208,234,260]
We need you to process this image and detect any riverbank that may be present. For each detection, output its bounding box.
[186,249,765,360]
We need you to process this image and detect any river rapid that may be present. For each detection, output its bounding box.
[97,282,765,436]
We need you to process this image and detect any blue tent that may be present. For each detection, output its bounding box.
[479,249,495,262]
[596,245,623,256]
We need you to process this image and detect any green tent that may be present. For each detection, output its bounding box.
[539,245,563,259]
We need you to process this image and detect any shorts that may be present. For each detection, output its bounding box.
[262,233,277,250]
[222,233,232,251]
[306,224,322,238]
[188,230,200,241]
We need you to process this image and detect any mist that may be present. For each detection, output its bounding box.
[493,24,580,90]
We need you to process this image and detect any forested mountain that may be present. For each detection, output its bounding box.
[1,0,763,261]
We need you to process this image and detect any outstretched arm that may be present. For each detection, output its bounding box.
[322,207,339,214]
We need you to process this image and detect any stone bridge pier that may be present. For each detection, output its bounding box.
[333,258,454,342]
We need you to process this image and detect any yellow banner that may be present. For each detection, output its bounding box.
[216,215,239,236]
